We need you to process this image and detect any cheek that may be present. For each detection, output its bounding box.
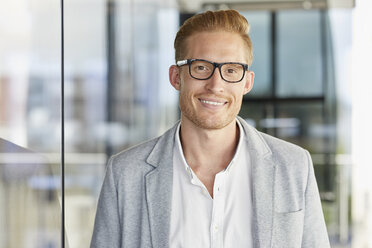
[230,88,245,102]
[180,80,202,96]
[179,83,195,104]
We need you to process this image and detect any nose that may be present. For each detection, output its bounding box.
[205,67,225,93]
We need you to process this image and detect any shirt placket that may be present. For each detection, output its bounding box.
[210,172,226,248]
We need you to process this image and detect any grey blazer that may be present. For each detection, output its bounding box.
[90,117,330,248]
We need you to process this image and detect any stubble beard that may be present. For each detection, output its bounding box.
[179,92,241,130]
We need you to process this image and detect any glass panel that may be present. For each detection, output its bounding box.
[239,102,271,129]
[242,11,272,97]
[276,10,323,97]
[64,0,179,247]
[275,103,328,152]
[64,0,107,247]
[0,1,61,247]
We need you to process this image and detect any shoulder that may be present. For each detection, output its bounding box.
[238,117,308,163]
[113,137,159,165]
[107,136,160,179]
[108,122,178,179]
[238,116,310,178]
[101,136,160,192]
[259,131,309,164]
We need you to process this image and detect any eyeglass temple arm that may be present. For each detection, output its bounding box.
[176,60,188,66]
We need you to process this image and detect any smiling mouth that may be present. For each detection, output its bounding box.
[199,99,227,106]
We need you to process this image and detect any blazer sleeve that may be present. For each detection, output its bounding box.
[302,150,331,248]
[90,157,121,248]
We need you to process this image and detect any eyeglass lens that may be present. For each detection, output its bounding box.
[190,60,244,82]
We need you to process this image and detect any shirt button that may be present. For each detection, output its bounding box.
[215,187,220,195]
[214,225,219,231]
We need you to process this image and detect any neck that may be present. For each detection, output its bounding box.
[179,116,240,171]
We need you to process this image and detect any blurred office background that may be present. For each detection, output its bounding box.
[0,0,371,247]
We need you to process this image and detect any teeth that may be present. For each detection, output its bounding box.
[200,99,225,106]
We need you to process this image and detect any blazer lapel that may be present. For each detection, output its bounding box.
[145,124,178,248]
[238,117,275,248]
[251,153,275,248]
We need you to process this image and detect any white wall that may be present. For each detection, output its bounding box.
[352,0,372,247]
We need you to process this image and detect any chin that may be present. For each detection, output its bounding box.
[192,116,235,130]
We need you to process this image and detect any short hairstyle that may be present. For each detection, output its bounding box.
[174,9,253,65]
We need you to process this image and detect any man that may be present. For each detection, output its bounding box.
[91,9,330,248]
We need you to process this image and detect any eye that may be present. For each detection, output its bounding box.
[226,68,237,74]
[196,65,207,71]
[223,64,241,74]
[191,61,211,74]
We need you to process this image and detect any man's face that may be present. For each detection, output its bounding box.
[170,31,254,130]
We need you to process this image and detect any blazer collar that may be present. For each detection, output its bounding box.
[237,116,272,157]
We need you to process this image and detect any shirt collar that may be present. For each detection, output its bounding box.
[175,122,194,178]
[225,118,245,172]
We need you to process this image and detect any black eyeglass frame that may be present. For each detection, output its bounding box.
[176,58,249,83]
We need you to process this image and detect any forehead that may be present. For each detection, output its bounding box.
[184,31,249,63]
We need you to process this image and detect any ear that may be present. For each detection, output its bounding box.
[243,70,255,95]
[169,65,181,91]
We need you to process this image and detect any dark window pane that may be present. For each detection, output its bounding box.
[277,10,323,97]
[239,102,268,128]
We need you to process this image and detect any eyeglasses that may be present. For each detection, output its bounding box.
[176,59,249,83]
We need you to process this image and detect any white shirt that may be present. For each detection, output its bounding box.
[169,119,253,248]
